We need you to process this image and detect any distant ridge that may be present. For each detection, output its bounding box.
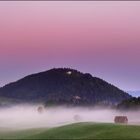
[128,91,140,97]
[0,68,131,106]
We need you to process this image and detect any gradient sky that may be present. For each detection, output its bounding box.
[0,1,140,91]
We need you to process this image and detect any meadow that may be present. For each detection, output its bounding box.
[0,122,140,139]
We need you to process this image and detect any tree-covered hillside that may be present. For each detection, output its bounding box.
[0,68,131,106]
[117,97,140,110]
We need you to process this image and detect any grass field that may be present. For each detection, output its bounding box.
[0,122,140,139]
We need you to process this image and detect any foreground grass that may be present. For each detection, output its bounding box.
[0,122,140,139]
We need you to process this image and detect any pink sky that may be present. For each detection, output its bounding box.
[0,2,140,90]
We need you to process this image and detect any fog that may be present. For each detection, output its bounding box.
[0,105,140,129]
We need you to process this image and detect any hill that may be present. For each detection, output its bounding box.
[1,123,140,139]
[0,68,131,106]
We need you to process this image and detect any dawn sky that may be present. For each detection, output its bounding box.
[0,1,140,91]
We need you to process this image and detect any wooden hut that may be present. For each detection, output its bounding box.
[114,116,128,124]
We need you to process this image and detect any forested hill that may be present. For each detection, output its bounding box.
[0,68,131,106]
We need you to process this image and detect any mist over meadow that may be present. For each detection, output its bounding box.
[0,105,140,129]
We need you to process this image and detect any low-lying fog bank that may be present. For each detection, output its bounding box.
[0,105,140,129]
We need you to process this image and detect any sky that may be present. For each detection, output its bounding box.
[0,1,140,91]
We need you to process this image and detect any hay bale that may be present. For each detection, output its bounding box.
[37,106,44,114]
[73,115,81,121]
